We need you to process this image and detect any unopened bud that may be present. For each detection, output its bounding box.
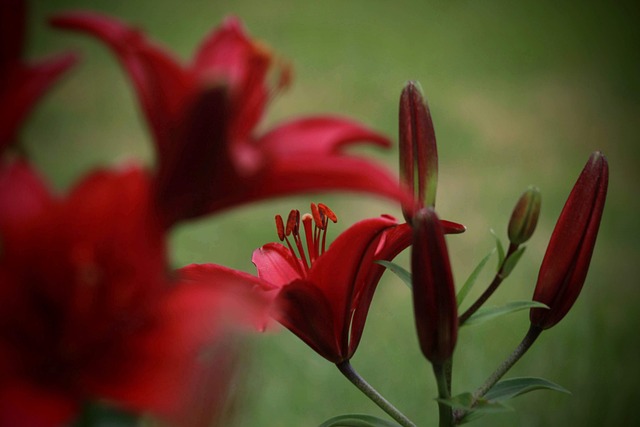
[411,208,457,363]
[399,81,438,222]
[530,152,608,329]
[508,186,541,245]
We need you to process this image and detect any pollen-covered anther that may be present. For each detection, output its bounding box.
[275,215,285,241]
[285,209,300,236]
[318,203,337,224]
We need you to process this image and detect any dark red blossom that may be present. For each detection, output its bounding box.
[0,161,272,426]
[251,204,463,363]
[411,208,458,364]
[51,13,409,226]
[0,0,76,151]
[530,152,609,329]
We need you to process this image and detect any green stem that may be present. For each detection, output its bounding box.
[453,325,542,424]
[433,361,453,427]
[459,244,518,324]
[336,361,416,427]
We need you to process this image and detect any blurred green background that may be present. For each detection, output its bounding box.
[25,0,639,425]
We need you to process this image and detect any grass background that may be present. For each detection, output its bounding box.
[23,0,639,425]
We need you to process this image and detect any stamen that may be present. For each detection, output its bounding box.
[285,210,309,271]
[275,215,285,241]
[285,209,299,236]
[311,203,324,229]
[318,203,337,224]
[273,203,338,273]
[318,203,337,254]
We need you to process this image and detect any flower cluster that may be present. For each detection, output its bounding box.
[1,2,609,427]
[0,2,411,426]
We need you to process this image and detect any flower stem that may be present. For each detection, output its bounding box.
[459,243,518,324]
[433,361,453,427]
[453,325,542,424]
[336,361,416,427]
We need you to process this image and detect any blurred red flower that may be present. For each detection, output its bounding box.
[0,161,272,426]
[50,13,410,226]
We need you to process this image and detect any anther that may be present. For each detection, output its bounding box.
[286,209,300,236]
[275,215,285,241]
[318,203,337,223]
[310,203,324,229]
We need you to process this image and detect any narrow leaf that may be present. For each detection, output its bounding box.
[456,248,495,306]
[438,393,511,422]
[500,246,526,278]
[462,301,548,327]
[376,260,412,289]
[485,377,571,402]
[318,414,402,427]
[489,228,505,270]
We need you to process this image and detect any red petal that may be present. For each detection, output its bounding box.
[252,242,303,286]
[91,263,274,422]
[348,222,412,356]
[308,216,397,352]
[257,116,390,155]
[275,280,342,363]
[0,382,76,427]
[192,16,270,138]
[152,84,230,227]
[50,12,190,160]
[0,53,77,150]
[0,160,53,235]
[207,154,411,213]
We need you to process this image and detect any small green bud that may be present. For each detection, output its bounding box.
[508,186,541,245]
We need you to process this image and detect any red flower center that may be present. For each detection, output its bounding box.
[274,202,337,275]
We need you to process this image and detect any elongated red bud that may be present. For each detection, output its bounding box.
[508,186,541,246]
[399,81,438,222]
[411,207,457,363]
[530,152,608,329]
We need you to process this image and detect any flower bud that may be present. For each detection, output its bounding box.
[411,207,457,363]
[399,81,438,222]
[530,152,608,329]
[508,186,541,245]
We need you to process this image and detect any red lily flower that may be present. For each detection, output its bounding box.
[411,207,458,364]
[50,13,410,226]
[0,0,76,151]
[0,161,272,426]
[251,203,464,364]
[530,152,609,329]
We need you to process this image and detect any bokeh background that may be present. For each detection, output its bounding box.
[25,0,639,426]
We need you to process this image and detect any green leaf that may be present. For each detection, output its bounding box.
[318,414,402,427]
[456,248,495,306]
[489,228,505,270]
[500,246,526,278]
[438,393,512,424]
[72,401,139,427]
[461,301,548,327]
[376,260,412,289]
[485,377,571,402]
